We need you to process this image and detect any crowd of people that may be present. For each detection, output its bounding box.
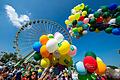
[0,62,120,80]
[0,62,77,80]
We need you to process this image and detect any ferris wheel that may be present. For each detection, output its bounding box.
[13,19,72,63]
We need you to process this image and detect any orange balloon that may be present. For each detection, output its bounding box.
[48,53,53,61]
[40,45,49,58]
[39,35,49,45]
[95,61,107,75]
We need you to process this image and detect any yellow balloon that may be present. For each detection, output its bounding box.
[65,20,70,25]
[59,54,71,66]
[95,28,100,32]
[40,58,50,68]
[79,3,85,10]
[74,6,80,12]
[82,11,87,16]
[69,15,75,21]
[58,40,70,55]
[87,23,91,27]
[96,57,103,62]
[38,69,42,73]
[95,61,106,75]
[64,73,68,77]
[75,13,80,20]
[77,27,83,32]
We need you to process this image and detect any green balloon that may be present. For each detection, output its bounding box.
[94,11,101,18]
[72,28,78,33]
[113,12,120,18]
[87,75,93,80]
[101,6,108,12]
[78,74,87,80]
[58,43,62,47]
[116,16,120,25]
[116,6,120,12]
[105,27,113,34]
[84,5,89,11]
[103,12,110,18]
[89,27,96,32]
[85,51,96,59]
[34,52,42,61]
[91,74,97,80]
[78,74,93,80]
[68,59,73,67]
[90,18,96,24]
[88,8,92,14]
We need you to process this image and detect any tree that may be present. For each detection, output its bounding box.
[0,51,23,64]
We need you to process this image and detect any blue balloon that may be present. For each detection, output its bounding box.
[82,24,89,30]
[109,3,118,11]
[112,28,120,35]
[77,21,84,27]
[75,61,87,75]
[33,42,42,52]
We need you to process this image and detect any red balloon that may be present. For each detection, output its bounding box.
[78,16,84,21]
[83,56,97,73]
[101,77,106,80]
[96,17,103,23]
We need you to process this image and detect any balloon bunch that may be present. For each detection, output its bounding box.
[32,32,77,68]
[89,3,120,35]
[75,51,107,80]
[65,3,120,39]
[65,3,93,38]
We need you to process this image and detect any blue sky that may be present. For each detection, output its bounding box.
[0,0,120,66]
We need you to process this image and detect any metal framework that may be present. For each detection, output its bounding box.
[13,19,72,64]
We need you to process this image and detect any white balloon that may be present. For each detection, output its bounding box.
[71,9,76,14]
[82,30,88,35]
[46,39,58,53]
[97,9,102,13]
[54,32,64,43]
[88,14,94,19]
[69,29,72,33]
[108,18,116,24]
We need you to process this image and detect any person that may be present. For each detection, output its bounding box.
[2,66,9,80]
[0,76,4,80]
[31,71,37,80]
[6,70,14,80]
[15,69,22,80]
[71,70,78,80]
[22,71,31,80]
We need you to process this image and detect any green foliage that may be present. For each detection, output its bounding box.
[107,65,118,69]
[0,51,22,63]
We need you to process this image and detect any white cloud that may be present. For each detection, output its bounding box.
[5,5,30,28]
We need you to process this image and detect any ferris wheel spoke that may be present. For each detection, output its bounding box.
[46,23,49,34]
[21,46,32,50]
[14,19,72,56]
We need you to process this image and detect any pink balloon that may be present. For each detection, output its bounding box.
[68,45,77,57]
[83,18,89,24]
